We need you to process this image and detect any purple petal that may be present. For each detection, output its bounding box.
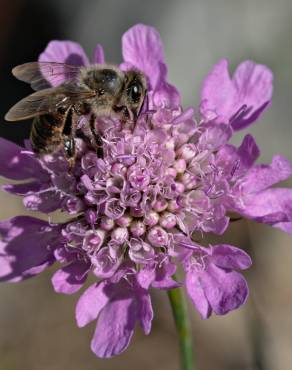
[272,221,292,234]
[198,123,233,151]
[108,262,136,284]
[216,135,259,180]
[185,272,211,319]
[138,292,153,335]
[237,134,260,168]
[51,172,76,193]
[152,260,180,289]
[51,260,89,295]
[87,271,153,358]
[231,61,273,130]
[22,259,53,276]
[92,247,122,279]
[202,207,230,235]
[122,24,164,89]
[172,107,195,125]
[39,40,89,66]
[23,190,62,213]
[211,244,252,270]
[202,263,249,316]
[152,63,181,107]
[137,266,155,289]
[152,275,180,289]
[0,216,60,282]
[152,81,181,108]
[200,59,273,130]
[91,296,136,358]
[54,247,74,263]
[240,155,292,193]
[200,59,236,123]
[93,44,105,64]
[3,181,42,195]
[76,281,109,327]
[215,144,239,177]
[39,40,89,86]
[237,188,292,234]
[0,138,44,180]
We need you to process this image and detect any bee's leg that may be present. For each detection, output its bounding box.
[89,114,104,158]
[63,136,76,172]
[95,134,104,159]
[62,108,80,171]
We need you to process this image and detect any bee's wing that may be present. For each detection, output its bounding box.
[12,62,83,91]
[5,86,96,122]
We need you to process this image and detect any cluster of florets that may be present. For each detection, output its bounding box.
[48,111,237,280]
[1,24,292,358]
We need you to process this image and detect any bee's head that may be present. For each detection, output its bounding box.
[113,70,147,122]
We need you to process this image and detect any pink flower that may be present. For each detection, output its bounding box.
[0,24,291,358]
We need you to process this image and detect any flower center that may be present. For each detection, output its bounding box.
[56,112,232,272]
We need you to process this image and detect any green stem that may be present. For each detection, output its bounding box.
[167,286,194,370]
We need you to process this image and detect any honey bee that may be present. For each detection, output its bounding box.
[5,62,147,165]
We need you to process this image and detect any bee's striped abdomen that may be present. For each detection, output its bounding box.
[30,113,65,154]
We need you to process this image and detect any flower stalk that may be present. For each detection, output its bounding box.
[168,286,194,370]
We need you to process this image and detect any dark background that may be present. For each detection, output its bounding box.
[0,1,292,369]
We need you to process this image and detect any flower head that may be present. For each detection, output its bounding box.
[1,24,292,358]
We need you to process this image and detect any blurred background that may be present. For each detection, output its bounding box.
[0,0,292,369]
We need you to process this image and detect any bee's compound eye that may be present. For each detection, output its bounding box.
[127,82,142,103]
[101,69,118,82]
